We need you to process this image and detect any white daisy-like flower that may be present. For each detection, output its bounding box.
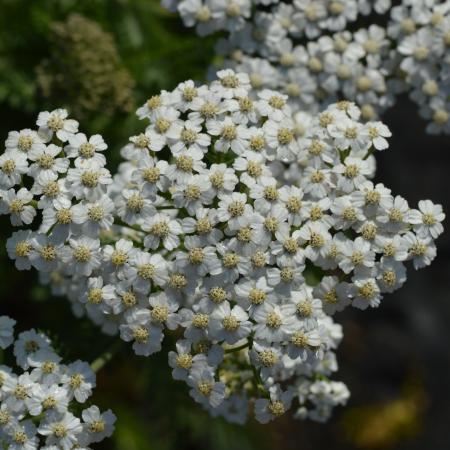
[143,213,183,251]
[0,316,16,349]
[119,308,163,356]
[187,366,226,409]
[254,385,292,424]
[61,361,96,403]
[80,406,116,445]
[409,199,445,239]
[36,109,79,142]
[0,151,28,188]
[6,129,43,154]
[61,236,102,277]
[0,188,36,226]
[38,411,82,449]
[209,301,252,344]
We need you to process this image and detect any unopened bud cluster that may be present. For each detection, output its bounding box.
[0,316,115,449]
[0,71,443,424]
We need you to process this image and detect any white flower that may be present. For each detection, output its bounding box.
[254,385,292,424]
[376,258,407,293]
[217,192,254,230]
[187,366,226,408]
[28,348,62,385]
[182,207,223,245]
[149,292,179,330]
[3,373,35,413]
[116,189,156,225]
[66,162,112,200]
[29,234,64,273]
[36,109,79,142]
[178,306,212,343]
[125,251,168,293]
[128,129,166,155]
[6,420,38,450]
[404,231,437,269]
[207,116,250,154]
[61,361,96,403]
[0,316,16,349]
[80,277,116,315]
[132,155,170,199]
[80,406,116,444]
[209,301,252,344]
[290,286,323,328]
[170,119,211,155]
[168,340,207,381]
[28,144,69,179]
[31,172,69,210]
[362,121,392,150]
[66,133,107,167]
[40,197,78,242]
[143,213,183,251]
[13,330,52,370]
[256,90,290,121]
[313,276,351,314]
[71,195,115,237]
[409,199,445,239]
[350,270,382,309]
[119,308,164,356]
[298,222,332,261]
[338,236,375,274]
[333,157,371,193]
[253,302,295,343]
[0,151,28,188]
[264,118,299,161]
[6,129,43,154]
[172,174,214,214]
[0,188,36,226]
[61,236,102,277]
[27,383,68,416]
[38,411,82,450]
[213,69,251,98]
[377,195,412,233]
[103,238,136,275]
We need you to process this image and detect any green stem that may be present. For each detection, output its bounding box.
[251,365,268,397]
[91,339,123,373]
[224,341,249,353]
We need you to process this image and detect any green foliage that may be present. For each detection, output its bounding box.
[36,13,135,119]
[0,0,216,143]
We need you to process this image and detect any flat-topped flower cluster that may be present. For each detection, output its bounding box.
[0,316,115,449]
[0,71,444,424]
[163,0,450,134]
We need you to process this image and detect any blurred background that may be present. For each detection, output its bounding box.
[0,0,449,449]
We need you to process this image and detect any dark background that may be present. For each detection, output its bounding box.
[0,1,449,448]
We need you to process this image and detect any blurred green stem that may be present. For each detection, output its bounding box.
[91,339,124,373]
[225,341,249,353]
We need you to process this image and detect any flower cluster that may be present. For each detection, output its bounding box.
[0,316,116,449]
[0,71,444,424]
[162,0,450,134]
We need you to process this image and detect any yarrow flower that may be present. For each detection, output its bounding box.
[163,0,450,135]
[0,71,444,424]
[0,316,116,449]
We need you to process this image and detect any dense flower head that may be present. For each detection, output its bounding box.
[0,316,116,449]
[163,0,450,134]
[0,71,444,424]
